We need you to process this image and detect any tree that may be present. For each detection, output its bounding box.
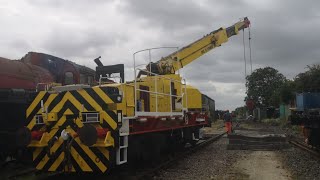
[294,64,320,92]
[234,106,247,118]
[246,67,287,107]
[279,80,295,104]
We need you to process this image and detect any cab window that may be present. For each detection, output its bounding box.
[88,76,93,85]
[80,74,87,84]
[64,72,74,85]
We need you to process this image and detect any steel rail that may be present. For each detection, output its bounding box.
[289,140,320,159]
[133,132,227,179]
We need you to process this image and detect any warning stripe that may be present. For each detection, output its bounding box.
[44,93,84,131]
[51,92,85,113]
[33,101,80,169]
[69,156,81,172]
[28,92,62,130]
[89,147,110,173]
[32,148,43,161]
[48,152,65,172]
[27,94,59,130]
[33,104,109,173]
[26,91,46,117]
[43,105,84,171]
[70,146,92,172]
[47,91,66,112]
[86,88,109,109]
[33,148,47,167]
[70,90,95,111]
[42,143,64,171]
[97,147,110,160]
[33,115,67,166]
[26,93,50,128]
[78,90,103,111]
[93,87,114,104]
[100,86,120,102]
[36,137,63,170]
[70,129,107,173]
[36,94,58,114]
[77,90,117,130]
[100,111,117,130]
[28,86,120,173]
[45,92,84,131]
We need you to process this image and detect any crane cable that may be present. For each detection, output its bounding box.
[242,29,247,83]
[243,23,253,92]
[242,29,248,94]
[242,24,253,78]
[248,25,252,74]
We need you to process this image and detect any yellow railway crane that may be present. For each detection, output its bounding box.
[25,17,250,173]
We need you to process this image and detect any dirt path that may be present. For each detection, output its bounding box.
[229,151,292,180]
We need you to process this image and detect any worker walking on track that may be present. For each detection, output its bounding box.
[223,110,233,134]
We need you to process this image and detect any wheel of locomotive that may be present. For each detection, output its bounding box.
[183,127,199,146]
[15,127,31,147]
[128,133,166,167]
[190,128,200,146]
[167,129,186,152]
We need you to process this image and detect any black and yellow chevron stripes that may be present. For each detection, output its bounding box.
[27,86,120,173]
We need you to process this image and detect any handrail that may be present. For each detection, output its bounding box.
[133,47,187,117]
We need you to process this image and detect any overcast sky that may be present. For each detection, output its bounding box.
[1,0,319,110]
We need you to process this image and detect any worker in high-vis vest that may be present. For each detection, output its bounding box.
[223,110,233,134]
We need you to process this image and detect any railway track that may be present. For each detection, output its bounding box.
[4,166,62,180]
[131,132,227,180]
[289,140,320,159]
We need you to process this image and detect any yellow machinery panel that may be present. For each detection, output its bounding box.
[184,85,202,109]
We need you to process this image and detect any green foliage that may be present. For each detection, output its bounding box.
[270,80,296,106]
[279,80,295,104]
[244,64,319,109]
[234,106,247,118]
[246,67,287,108]
[294,64,320,92]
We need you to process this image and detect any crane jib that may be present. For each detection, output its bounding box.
[142,17,250,76]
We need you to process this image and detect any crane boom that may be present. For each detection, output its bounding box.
[142,17,250,76]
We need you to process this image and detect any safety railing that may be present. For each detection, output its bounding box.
[133,47,188,117]
[36,83,50,92]
[36,82,62,92]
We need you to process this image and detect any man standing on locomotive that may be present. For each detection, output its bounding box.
[223,110,233,134]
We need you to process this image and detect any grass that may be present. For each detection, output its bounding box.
[261,118,303,137]
[261,118,283,126]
